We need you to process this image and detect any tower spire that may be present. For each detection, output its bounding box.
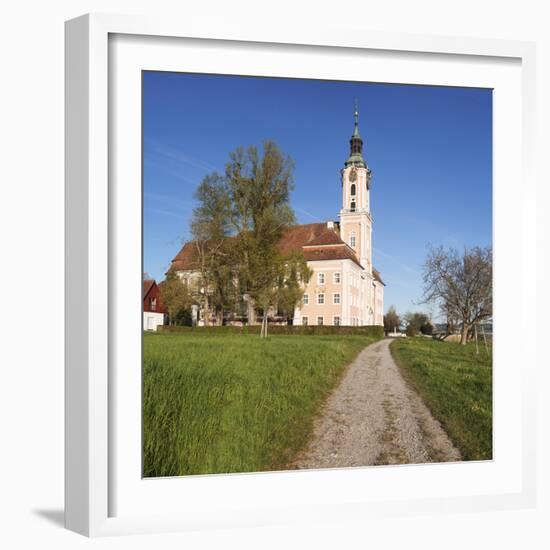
[345,101,366,168]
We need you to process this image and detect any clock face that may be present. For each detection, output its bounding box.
[349,169,357,182]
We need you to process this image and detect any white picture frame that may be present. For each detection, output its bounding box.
[65,13,537,537]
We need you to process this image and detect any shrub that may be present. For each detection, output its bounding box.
[420,322,434,335]
[173,307,194,326]
[157,324,385,339]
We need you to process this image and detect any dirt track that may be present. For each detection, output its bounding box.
[293,338,461,469]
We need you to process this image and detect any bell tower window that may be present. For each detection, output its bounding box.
[350,232,356,248]
[350,183,356,197]
[350,200,356,212]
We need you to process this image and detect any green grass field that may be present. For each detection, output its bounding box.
[390,337,492,461]
[143,332,380,477]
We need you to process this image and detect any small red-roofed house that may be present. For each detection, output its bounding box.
[143,279,166,331]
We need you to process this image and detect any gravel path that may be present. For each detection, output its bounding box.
[293,338,461,469]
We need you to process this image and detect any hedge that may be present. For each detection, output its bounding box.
[157,324,384,338]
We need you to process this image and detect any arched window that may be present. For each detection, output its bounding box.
[350,232,356,248]
[350,200,356,212]
[350,183,356,196]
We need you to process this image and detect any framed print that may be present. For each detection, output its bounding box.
[65,13,537,537]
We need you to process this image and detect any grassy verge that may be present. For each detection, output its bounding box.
[390,337,492,461]
[144,332,380,477]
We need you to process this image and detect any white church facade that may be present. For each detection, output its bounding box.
[169,107,384,326]
[290,107,384,326]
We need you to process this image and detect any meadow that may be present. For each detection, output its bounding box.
[143,331,380,477]
[390,337,492,461]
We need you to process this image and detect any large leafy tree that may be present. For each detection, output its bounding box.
[422,245,492,345]
[190,173,234,326]
[190,141,308,335]
[224,141,298,336]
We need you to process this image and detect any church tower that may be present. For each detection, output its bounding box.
[339,104,373,272]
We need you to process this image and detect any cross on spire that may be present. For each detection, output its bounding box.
[353,99,359,136]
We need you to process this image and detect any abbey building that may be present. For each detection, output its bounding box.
[169,108,384,326]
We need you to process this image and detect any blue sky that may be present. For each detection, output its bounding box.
[143,72,492,318]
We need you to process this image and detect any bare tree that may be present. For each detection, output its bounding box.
[422,245,492,345]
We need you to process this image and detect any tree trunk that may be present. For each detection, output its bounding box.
[460,323,470,345]
[261,312,268,338]
[203,295,210,327]
[247,298,256,325]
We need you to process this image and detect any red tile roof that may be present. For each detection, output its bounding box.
[373,268,385,286]
[278,223,344,255]
[143,279,167,313]
[170,241,202,272]
[302,245,362,267]
[143,279,155,298]
[168,222,381,278]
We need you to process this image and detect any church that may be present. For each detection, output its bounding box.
[169,107,385,326]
